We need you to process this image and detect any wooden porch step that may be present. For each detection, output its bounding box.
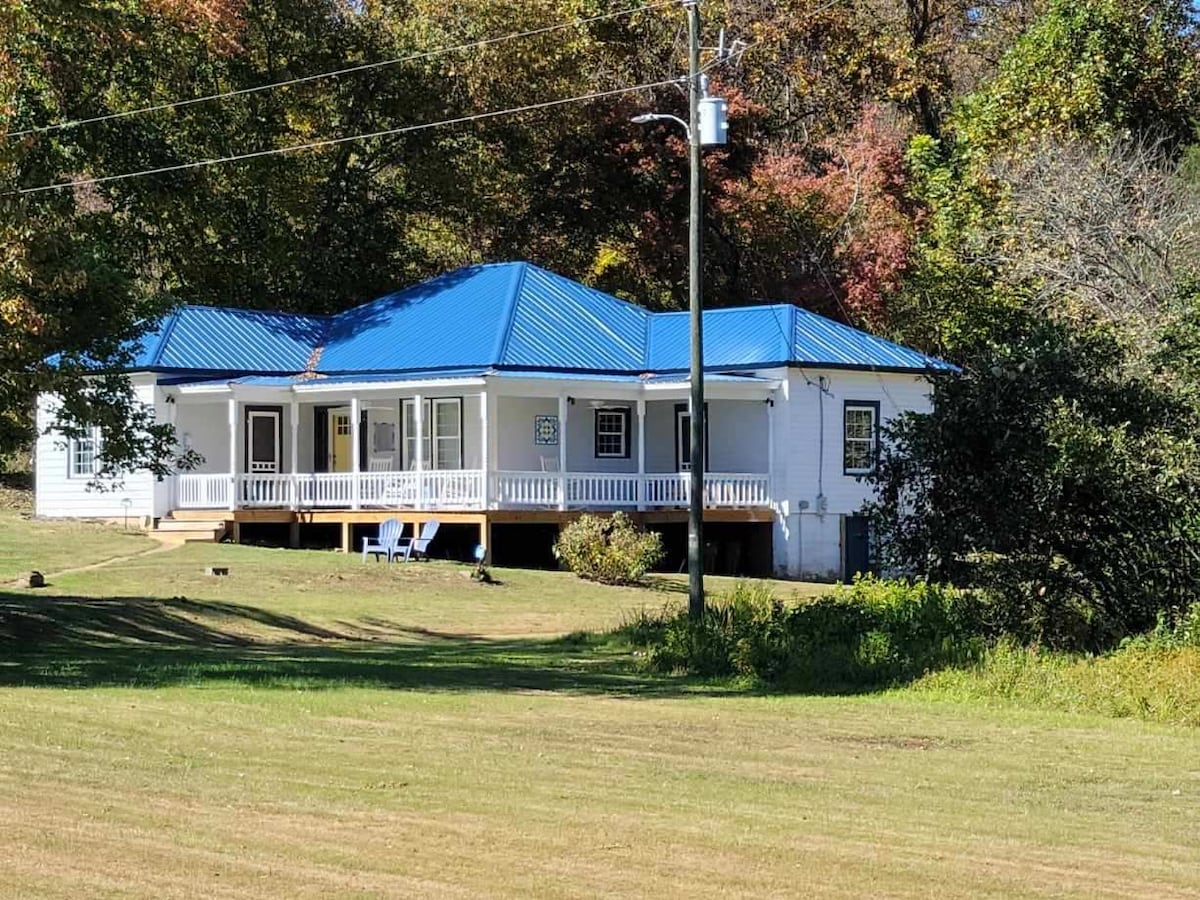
[154,517,227,543]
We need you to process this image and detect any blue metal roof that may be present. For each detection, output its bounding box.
[132,305,325,374]
[647,306,794,371]
[501,265,647,370]
[792,306,953,371]
[119,261,952,378]
[318,265,517,373]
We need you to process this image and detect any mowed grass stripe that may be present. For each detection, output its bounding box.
[1,509,1199,897]
[1,686,1198,897]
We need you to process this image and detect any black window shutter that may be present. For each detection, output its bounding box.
[314,406,329,473]
[359,410,369,470]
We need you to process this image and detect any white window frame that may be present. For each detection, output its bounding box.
[594,408,630,459]
[68,427,99,478]
[843,402,879,476]
[402,397,463,470]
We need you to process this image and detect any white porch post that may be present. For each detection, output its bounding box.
[414,392,425,507]
[165,393,178,512]
[480,389,490,510]
[636,399,646,511]
[351,395,362,510]
[227,396,238,512]
[289,398,300,510]
[766,392,776,505]
[558,394,568,511]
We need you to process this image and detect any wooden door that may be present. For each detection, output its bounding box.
[329,409,353,473]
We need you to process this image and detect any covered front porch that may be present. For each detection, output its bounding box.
[163,372,778,515]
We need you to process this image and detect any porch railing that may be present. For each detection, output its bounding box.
[176,473,231,509]
[492,471,769,510]
[176,470,770,512]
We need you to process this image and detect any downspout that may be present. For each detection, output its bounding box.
[816,375,828,516]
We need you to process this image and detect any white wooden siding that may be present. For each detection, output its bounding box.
[771,369,934,578]
[35,376,158,519]
[496,396,559,470]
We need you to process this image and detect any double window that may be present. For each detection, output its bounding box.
[402,397,463,470]
[594,408,630,458]
[843,402,879,475]
[69,427,99,478]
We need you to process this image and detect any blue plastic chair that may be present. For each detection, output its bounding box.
[397,519,440,562]
[361,518,404,562]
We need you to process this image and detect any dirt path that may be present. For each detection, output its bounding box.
[13,541,182,586]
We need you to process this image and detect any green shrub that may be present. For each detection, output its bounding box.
[625,576,985,689]
[553,513,664,585]
[1122,601,1200,650]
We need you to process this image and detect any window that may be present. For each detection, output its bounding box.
[843,402,879,475]
[433,398,462,469]
[69,427,99,478]
[402,397,462,469]
[594,408,630,458]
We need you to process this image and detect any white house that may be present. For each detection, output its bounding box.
[35,262,952,579]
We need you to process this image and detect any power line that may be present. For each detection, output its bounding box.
[4,0,677,140]
[6,79,680,195]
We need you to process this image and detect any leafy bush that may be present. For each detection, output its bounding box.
[553,513,664,585]
[866,316,1200,650]
[626,576,985,689]
[1122,602,1200,650]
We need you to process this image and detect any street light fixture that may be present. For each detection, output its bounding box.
[631,1,727,620]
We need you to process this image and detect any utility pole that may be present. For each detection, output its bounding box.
[685,0,705,620]
[631,0,727,620]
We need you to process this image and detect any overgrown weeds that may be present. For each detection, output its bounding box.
[914,638,1200,726]
[620,576,986,691]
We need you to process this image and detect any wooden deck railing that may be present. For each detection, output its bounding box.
[175,470,770,511]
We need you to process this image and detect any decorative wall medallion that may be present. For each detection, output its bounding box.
[534,415,559,446]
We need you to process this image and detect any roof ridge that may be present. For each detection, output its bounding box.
[642,304,652,370]
[789,304,799,361]
[492,261,529,365]
[148,309,182,368]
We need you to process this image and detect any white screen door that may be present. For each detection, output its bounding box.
[247,411,280,473]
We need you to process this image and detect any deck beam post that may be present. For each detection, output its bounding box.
[351,395,362,511]
[636,399,646,511]
[557,394,568,511]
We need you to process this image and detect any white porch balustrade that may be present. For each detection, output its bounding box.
[176,473,232,509]
[177,470,769,512]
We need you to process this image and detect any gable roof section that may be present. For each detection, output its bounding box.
[790,306,952,371]
[500,264,647,371]
[318,264,519,373]
[648,305,793,371]
[128,305,326,374]
[121,261,952,377]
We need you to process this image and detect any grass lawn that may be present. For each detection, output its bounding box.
[1,507,1198,897]
[0,504,156,584]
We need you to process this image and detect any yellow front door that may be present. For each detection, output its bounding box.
[330,410,353,472]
